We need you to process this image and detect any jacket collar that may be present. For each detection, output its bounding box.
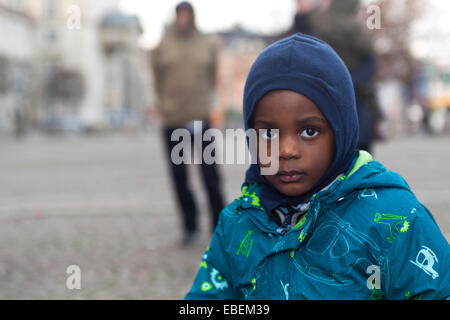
[233,150,412,258]
[235,150,376,233]
[237,150,373,212]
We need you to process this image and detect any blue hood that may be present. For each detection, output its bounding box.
[242,33,360,213]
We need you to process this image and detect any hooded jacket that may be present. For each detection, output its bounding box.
[243,33,359,214]
[185,151,450,299]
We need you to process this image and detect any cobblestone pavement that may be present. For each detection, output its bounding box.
[0,128,448,299]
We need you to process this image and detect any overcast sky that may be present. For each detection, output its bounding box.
[409,0,450,65]
[120,0,296,49]
[120,0,450,65]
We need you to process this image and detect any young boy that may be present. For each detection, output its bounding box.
[185,34,449,300]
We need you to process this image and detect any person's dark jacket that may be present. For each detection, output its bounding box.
[311,0,382,148]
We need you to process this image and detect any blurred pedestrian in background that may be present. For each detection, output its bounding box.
[283,0,330,36]
[283,0,383,153]
[151,1,225,245]
[311,0,383,153]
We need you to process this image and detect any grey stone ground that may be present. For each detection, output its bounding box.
[0,128,448,299]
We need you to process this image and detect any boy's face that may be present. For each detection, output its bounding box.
[253,90,335,197]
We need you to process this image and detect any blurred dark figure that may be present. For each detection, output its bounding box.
[280,0,329,38]
[14,108,26,137]
[152,2,225,245]
[312,0,382,153]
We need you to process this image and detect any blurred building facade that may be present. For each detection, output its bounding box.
[213,26,274,126]
[100,11,150,129]
[0,0,150,134]
[0,1,36,134]
[216,26,267,114]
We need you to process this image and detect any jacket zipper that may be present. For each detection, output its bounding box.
[241,203,314,237]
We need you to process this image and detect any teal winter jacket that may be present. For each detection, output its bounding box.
[185,151,450,300]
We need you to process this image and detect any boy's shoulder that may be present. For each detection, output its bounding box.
[338,157,420,216]
[222,183,264,214]
[218,183,269,232]
[335,163,442,251]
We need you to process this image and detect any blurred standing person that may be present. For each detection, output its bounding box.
[281,0,330,38]
[152,2,225,245]
[312,0,382,153]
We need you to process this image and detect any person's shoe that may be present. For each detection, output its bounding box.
[180,230,201,248]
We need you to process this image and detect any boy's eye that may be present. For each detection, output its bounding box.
[260,129,279,140]
[300,128,319,139]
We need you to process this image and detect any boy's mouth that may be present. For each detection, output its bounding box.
[276,170,305,183]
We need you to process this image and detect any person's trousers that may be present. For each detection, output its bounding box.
[162,122,225,234]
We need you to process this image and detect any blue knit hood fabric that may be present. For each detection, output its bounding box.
[243,33,360,213]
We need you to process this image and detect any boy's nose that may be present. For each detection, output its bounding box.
[279,135,300,160]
